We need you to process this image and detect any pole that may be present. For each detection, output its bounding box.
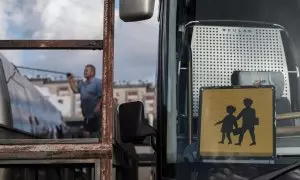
[101,0,115,179]
[16,66,67,75]
[16,66,81,79]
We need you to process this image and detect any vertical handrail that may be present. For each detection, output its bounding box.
[101,0,115,179]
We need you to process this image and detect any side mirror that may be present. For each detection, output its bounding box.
[119,0,155,22]
[118,101,156,143]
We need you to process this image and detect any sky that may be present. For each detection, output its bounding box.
[0,0,159,83]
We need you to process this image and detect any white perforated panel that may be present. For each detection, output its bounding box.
[191,25,290,117]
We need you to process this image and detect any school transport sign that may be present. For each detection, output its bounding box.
[198,86,275,161]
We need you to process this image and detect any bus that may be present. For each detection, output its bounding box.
[117,0,300,179]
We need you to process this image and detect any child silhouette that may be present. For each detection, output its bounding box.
[235,98,258,146]
[215,105,238,144]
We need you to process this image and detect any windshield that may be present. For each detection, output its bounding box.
[160,0,300,179]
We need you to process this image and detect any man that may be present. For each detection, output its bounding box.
[67,64,102,138]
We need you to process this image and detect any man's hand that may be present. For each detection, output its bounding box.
[66,72,79,93]
[94,98,103,115]
[66,72,73,80]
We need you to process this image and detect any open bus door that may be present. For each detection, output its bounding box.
[0,0,114,180]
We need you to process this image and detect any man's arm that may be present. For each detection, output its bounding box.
[67,73,79,93]
[94,97,102,115]
[94,79,103,115]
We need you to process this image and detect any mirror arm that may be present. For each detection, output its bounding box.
[144,124,157,151]
[150,135,157,152]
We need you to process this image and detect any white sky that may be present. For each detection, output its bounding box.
[0,0,159,82]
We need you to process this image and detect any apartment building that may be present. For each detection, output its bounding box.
[114,83,156,121]
[30,78,156,122]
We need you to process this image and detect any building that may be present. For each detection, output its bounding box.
[30,78,81,118]
[29,78,157,122]
[113,83,156,122]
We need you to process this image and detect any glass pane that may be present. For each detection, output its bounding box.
[3,0,103,40]
[164,0,300,179]
[0,0,107,140]
[0,164,98,180]
[0,50,103,139]
[275,167,300,180]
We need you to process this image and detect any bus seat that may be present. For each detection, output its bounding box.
[190,22,291,122]
[231,71,294,126]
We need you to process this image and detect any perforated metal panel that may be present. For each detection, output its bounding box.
[191,25,290,117]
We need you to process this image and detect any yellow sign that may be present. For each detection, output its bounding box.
[199,87,275,158]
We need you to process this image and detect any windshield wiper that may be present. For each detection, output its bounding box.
[251,161,300,180]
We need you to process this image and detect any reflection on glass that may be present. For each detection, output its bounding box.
[0,50,102,140]
[0,49,103,179]
[276,168,300,180]
[5,1,103,40]
[0,166,96,180]
[162,0,300,179]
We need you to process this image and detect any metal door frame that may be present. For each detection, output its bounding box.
[0,0,114,179]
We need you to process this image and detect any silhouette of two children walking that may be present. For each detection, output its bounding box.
[215,98,258,146]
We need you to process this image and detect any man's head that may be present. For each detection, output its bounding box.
[84,64,96,79]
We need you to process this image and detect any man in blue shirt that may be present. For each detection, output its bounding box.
[67,64,102,138]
